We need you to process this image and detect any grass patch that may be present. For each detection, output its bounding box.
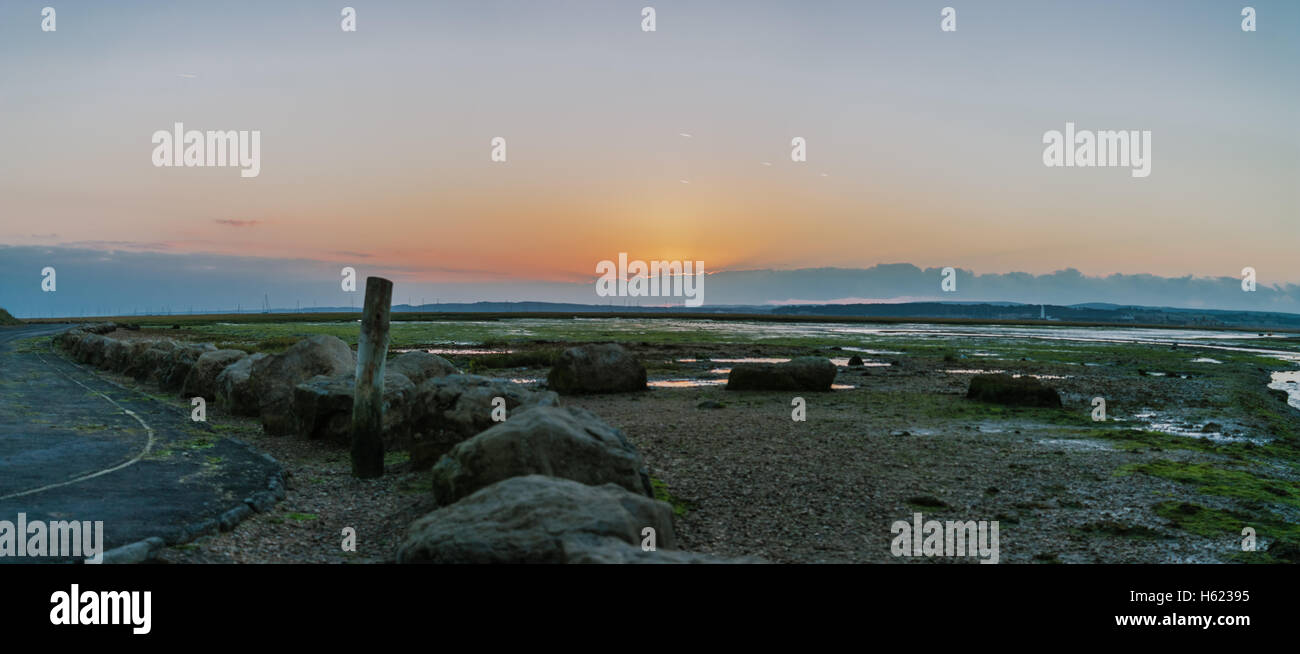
[146,435,218,460]
[1152,501,1266,539]
[1120,460,1300,510]
[466,348,560,371]
[398,475,433,495]
[650,477,693,518]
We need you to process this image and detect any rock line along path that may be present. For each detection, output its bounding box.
[0,324,280,563]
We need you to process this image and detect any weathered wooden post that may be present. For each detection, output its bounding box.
[351,276,392,478]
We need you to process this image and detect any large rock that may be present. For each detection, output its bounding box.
[57,324,118,360]
[54,329,86,351]
[125,340,178,382]
[396,475,677,564]
[563,544,763,564]
[430,406,652,506]
[158,343,217,392]
[252,335,355,435]
[966,374,1062,408]
[292,371,416,446]
[725,356,836,391]
[215,353,268,417]
[100,338,132,372]
[73,333,109,366]
[181,349,248,401]
[386,351,458,385]
[546,343,646,395]
[408,374,559,469]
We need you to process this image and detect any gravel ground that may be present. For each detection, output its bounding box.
[154,424,435,564]
[563,348,1267,564]
[78,334,1281,564]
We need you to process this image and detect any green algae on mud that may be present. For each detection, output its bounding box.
[1119,460,1300,510]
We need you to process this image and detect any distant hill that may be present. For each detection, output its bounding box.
[0,308,23,326]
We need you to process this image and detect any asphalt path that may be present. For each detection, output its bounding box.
[0,324,279,563]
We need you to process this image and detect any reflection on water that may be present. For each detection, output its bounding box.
[497,317,1293,346]
[841,346,904,355]
[831,357,892,367]
[1269,371,1300,410]
[393,347,513,355]
[685,357,891,370]
[1130,411,1253,443]
[650,379,725,388]
[648,379,855,390]
[381,318,1299,413]
[677,357,788,364]
[942,369,1072,380]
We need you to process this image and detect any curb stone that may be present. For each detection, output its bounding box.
[98,537,166,564]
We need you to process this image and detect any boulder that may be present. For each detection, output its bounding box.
[57,324,118,357]
[74,333,108,366]
[430,406,652,506]
[215,353,268,417]
[546,343,646,395]
[158,343,217,392]
[181,349,248,401]
[396,475,677,564]
[124,340,178,382]
[386,351,458,385]
[100,338,132,372]
[563,544,763,564]
[725,356,836,391]
[966,373,1062,408]
[54,329,85,350]
[69,322,117,337]
[252,335,355,435]
[291,371,416,446]
[408,374,559,469]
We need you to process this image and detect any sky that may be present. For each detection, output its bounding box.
[0,1,1297,317]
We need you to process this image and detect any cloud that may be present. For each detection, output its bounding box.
[54,240,175,251]
[214,219,260,228]
[0,245,1296,318]
[702,265,1300,312]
